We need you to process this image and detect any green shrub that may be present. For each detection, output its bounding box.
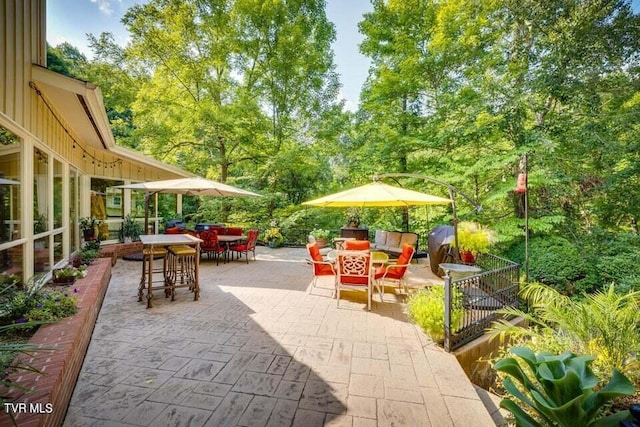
[491,283,640,378]
[495,347,635,427]
[503,236,592,295]
[596,253,640,293]
[406,286,463,343]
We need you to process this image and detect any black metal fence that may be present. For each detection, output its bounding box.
[443,253,520,352]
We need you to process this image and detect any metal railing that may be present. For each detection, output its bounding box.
[444,253,520,352]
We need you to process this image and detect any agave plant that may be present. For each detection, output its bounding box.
[490,283,640,377]
[495,347,635,427]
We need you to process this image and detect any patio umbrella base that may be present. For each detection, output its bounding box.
[123,252,164,262]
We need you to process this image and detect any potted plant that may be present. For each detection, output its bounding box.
[34,213,47,235]
[345,209,361,228]
[52,266,80,285]
[454,221,494,264]
[72,247,100,267]
[310,228,331,249]
[79,216,101,241]
[120,214,142,243]
[265,226,283,248]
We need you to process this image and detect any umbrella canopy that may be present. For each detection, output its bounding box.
[115,176,261,198]
[302,182,452,207]
[114,177,261,233]
[0,178,20,185]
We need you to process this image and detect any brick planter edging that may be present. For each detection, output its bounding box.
[0,258,112,427]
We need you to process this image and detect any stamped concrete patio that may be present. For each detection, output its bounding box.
[63,247,497,426]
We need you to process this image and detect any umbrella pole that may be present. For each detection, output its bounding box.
[144,192,150,235]
[144,191,159,235]
[449,188,459,260]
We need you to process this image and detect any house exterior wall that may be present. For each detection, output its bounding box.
[0,0,187,279]
[1,0,46,128]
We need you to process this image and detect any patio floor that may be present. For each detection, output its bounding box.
[63,247,497,426]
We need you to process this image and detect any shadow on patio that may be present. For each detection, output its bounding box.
[64,246,494,426]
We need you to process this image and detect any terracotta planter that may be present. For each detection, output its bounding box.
[316,238,328,249]
[460,250,476,264]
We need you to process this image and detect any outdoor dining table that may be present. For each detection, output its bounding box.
[139,234,202,308]
[217,234,247,262]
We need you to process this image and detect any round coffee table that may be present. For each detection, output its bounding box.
[438,263,482,280]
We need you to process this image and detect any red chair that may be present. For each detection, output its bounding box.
[198,230,226,265]
[345,240,370,251]
[306,242,336,290]
[210,226,226,236]
[374,243,415,299]
[225,227,243,236]
[230,229,258,263]
[336,250,373,311]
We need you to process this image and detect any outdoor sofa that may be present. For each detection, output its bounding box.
[370,230,419,256]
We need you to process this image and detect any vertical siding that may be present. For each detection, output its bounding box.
[0,0,44,128]
[1,0,179,182]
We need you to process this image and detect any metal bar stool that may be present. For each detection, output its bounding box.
[139,247,169,303]
[167,245,198,301]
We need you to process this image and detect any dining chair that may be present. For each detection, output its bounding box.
[374,243,415,299]
[308,235,332,257]
[306,242,336,291]
[230,229,258,263]
[336,250,373,311]
[198,230,226,265]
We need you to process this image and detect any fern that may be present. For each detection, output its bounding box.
[489,282,640,377]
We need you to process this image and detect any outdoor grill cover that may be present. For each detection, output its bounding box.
[428,225,455,276]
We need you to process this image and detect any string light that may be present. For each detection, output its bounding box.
[29,81,123,169]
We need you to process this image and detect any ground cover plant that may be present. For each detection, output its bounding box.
[406,286,464,344]
[0,275,79,386]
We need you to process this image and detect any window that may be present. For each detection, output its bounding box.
[33,149,49,234]
[91,178,123,241]
[0,124,22,279]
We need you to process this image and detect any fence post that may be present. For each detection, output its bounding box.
[443,271,451,352]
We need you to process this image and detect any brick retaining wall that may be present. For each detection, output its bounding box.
[99,242,143,265]
[0,258,112,427]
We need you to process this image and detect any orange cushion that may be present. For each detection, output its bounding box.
[345,240,370,250]
[340,276,369,285]
[308,242,322,261]
[308,243,333,275]
[376,244,413,280]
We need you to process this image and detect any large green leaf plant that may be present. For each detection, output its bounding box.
[495,347,635,427]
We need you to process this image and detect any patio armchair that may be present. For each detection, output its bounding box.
[198,230,226,265]
[336,250,373,311]
[230,229,258,263]
[225,227,244,236]
[306,242,336,290]
[308,235,332,257]
[374,243,415,298]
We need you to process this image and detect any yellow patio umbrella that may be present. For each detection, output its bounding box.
[302,181,452,207]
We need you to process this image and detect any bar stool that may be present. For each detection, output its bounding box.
[139,247,169,303]
[167,245,198,300]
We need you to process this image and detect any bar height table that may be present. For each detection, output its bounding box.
[139,234,202,308]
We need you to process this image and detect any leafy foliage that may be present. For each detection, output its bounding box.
[49,1,640,297]
[494,347,635,427]
[490,283,640,378]
[406,286,463,343]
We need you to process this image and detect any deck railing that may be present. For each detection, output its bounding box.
[443,253,520,352]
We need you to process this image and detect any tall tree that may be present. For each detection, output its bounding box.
[356,0,640,238]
